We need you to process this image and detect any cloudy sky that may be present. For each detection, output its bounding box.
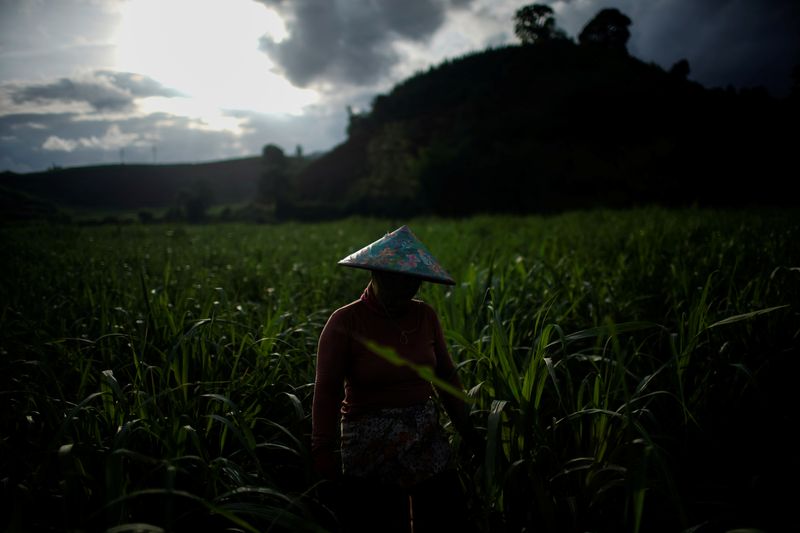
[1,0,798,173]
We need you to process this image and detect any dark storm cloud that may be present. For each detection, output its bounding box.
[11,78,132,111]
[10,71,181,112]
[650,0,800,95]
[260,0,469,87]
[552,0,800,96]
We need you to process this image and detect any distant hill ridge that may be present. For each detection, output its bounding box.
[1,156,262,210]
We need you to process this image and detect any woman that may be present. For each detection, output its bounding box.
[312,225,480,533]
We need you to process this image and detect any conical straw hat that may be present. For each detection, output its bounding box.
[338,225,455,285]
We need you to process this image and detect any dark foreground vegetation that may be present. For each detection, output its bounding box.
[2,208,799,532]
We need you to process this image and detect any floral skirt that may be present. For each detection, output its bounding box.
[340,397,451,488]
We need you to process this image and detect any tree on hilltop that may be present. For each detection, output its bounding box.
[669,58,691,80]
[514,3,568,44]
[578,8,632,53]
[259,143,290,216]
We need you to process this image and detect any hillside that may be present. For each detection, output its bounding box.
[0,185,67,223]
[0,156,262,210]
[3,41,797,221]
[287,41,799,217]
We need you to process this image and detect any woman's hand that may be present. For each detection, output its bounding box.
[313,448,342,481]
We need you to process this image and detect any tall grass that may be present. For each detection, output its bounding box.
[1,208,798,532]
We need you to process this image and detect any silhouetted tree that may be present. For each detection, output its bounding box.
[260,143,291,219]
[259,144,287,202]
[669,58,690,80]
[346,105,374,138]
[514,4,567,44]
[578,8,632,53]
[178,179,212,223]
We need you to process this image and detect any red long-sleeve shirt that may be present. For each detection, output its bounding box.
[311,285,467,460]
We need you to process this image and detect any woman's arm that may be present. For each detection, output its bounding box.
[311,310,348,480]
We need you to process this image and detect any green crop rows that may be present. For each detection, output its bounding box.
[2,208,798,532]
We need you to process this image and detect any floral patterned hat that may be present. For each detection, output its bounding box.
[338,225,456,285]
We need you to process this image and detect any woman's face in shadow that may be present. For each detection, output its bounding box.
[372,271,422,304]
